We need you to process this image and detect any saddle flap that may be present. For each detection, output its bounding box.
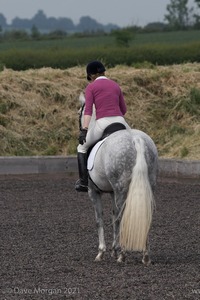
[87,138,107,171]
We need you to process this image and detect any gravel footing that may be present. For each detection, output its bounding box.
[0,174,200,300]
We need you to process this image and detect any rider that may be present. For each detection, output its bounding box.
[75,60,131,192]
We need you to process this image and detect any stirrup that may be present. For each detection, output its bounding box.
[75,179,88,192]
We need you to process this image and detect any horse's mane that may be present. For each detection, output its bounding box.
[79,92,96,128]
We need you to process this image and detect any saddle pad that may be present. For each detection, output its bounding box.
[87,138,108,171]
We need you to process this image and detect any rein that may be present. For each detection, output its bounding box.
[79,103,85,131]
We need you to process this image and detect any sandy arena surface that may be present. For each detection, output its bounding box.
[0,174,200,300]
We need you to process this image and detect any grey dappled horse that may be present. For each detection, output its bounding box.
[79,92,158,265]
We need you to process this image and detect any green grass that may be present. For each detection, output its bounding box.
[0,30,200,51]
[134,30,200,45]
[0,36,114,51]
[0,30,200,71]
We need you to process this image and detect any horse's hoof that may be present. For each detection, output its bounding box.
[111,250,118,258]
[95,252,104,261]
[95,256,102,262]
[142,256,151,266]
[117,254,125,263]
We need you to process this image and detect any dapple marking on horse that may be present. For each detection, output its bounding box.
[78,92,158,265]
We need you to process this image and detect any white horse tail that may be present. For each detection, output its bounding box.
[119,137,155,252]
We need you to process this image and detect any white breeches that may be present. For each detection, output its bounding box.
[77,116,131,153]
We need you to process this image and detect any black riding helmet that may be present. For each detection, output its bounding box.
[86,61,106,81]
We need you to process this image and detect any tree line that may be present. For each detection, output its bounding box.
[0,9,118,34]
[0,0,199,40]
[165,0,200,29]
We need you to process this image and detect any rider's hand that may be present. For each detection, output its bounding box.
[78,129,88,145]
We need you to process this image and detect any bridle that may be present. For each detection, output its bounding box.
[79,103,85,131]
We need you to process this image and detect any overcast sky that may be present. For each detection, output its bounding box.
[0,0,196,27]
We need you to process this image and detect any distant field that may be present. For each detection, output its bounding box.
[134,30,200,45]
[0,30,200,51]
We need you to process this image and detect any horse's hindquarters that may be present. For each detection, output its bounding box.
[89,131,136,192]
[89,163,113,192]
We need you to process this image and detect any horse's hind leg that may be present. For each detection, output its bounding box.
[88,186,106,261]
[111,193,120,258]
[111,191,126,262]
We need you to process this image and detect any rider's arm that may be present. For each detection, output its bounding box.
[83,115,91,129]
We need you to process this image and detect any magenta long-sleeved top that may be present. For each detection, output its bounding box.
[84,77,127,120]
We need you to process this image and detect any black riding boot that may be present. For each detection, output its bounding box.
[75,152,88,192]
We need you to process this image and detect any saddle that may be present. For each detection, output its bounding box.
[101,122,126,139]
[87,122,126,171]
